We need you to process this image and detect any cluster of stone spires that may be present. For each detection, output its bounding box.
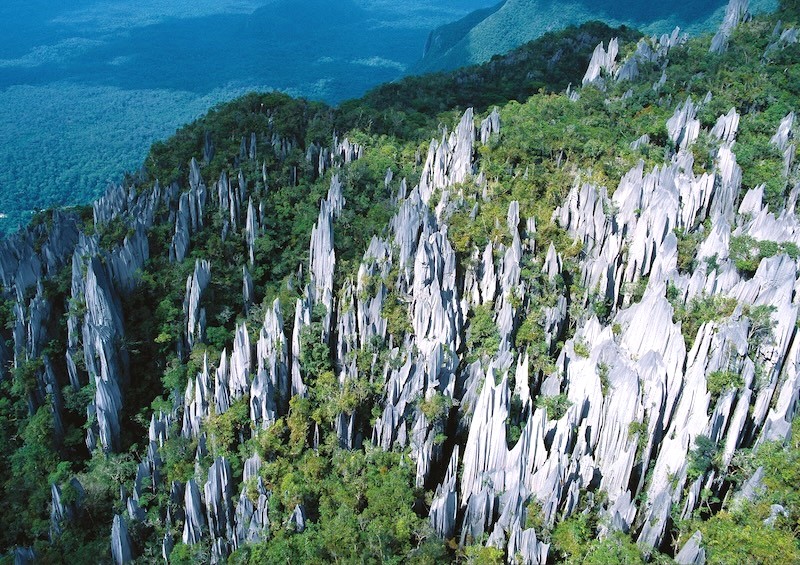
[2,1,799,562]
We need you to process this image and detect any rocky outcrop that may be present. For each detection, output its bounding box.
[183,479,206,545]
[245,198,259,266]
[419,108,475,204]
[667,97,701,151]
[50,479,84,540]
[12,547,36,565]
[771,112,796,178]
[252,299,289,423]
[675,531,706,564]
[182,358,211,439]
[83,255,128,452]
[309,177,341,342]
[616,28,683,83]
[582,38,618,84]
[430,447,460,538]
[480,108,501,145]
[229,323,252,402]
[711,108,740,143]
[185,260,211,349]
[710,0,750,54]
[205,457,235,555]
[111,515,133,564]
[289,504,307,533]
[243,266,254,314]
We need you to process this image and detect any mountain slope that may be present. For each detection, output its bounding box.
[0,1,800,563]
[0,0,492,235]
[416,0,778,72]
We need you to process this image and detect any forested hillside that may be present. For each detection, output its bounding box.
[0,0,495,235]
[1,1,800,563]
[415,0,777,72]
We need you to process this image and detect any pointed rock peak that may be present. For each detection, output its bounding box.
[507,201,520,237]
[710,107,740,143]
[675,530,705,564]
[770,112,795,151]
[189,158,203,190]
[111,515,133,564]
[480,107,501,144]
[544,243,562,282]
[582,38,619,85]
[738,185,764,215]
[710,0,750,53]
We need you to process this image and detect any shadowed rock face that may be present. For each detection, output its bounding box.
[111,514,132,565]
[182,479,206,545]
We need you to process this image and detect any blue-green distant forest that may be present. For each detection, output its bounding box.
[0,0,496,233]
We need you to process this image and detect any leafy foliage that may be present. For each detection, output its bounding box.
[341,22,642,140]
[536,394,573,420]
[466,305,501,362]
[695,511,800,565]
[706,370,743,399]
[729,235,800,277]
[233,447,444,564]
[687,435,719,481]
[681,416,800,563]
[671,295,738,350]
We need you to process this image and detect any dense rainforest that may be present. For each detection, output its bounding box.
[0,0,493,235]
[1,1,800,563]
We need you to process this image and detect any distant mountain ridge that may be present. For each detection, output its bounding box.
[415,0,778,72]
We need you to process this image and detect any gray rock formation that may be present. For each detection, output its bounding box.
[183,479,207,545]
[711,108,740,143]
[12,547,36,565]
[289,504,306,533]
[770,112,796,177]
[245,198,258,266]
[710,0,750,53]
[309,182,338,341]
[779,26,799,46]
[50,479,84,540]
[675,531,706,564]
[256,299,289,416]
[229,323,252,402]
[162,532,175,563]
[480,108,501,145]
[27,66,798,563]
[582,38,618,84]
[419,108,475,204]
[430,447,460,538]
[111,514,133,564]
[243,266,254,314]
[171,193,191,263]
[234,477,270,547]
[83,255,128,452]
[185,259,211,349]
[667,97,701,150]
[615,28,683,84]
[182,357,211,439]
[205,458,235,543]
